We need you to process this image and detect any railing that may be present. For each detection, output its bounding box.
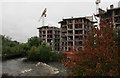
[74,28,83,30]
[68,39,73,41]
[68,28,73,30]
[74,33,83,36]
[67,34,73,36]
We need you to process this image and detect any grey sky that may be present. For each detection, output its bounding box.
[1,0,119,43]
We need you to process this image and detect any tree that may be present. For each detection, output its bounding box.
[27,36,42,47]
[1,35,27,59]
[62,19,119,76]
[27,45,52,62]
[27,46,39,61]
[1,35,20,55]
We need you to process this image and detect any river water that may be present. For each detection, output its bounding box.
[1,58,67,76]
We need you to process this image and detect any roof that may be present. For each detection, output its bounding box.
[37,26,48,29]
[62,17,86,20]
[96,7,120,17]
[58,17,92,23]
[107,7,120,11]
[37,26,60,29]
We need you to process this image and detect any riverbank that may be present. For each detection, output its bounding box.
[2,53,26,61]
[2,57,67,76]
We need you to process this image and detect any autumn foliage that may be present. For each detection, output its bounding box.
[62,19,119,76]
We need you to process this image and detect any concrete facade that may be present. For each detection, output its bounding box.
[97,5,120,29]
[37,26,60,52]
[59,17,94,52]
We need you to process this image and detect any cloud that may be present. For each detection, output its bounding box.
[2,1,118,43]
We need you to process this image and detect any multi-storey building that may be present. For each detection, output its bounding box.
[59,17,94,52]
[97,5,120,29]
[118,1,120,7]
[37,26,60,52]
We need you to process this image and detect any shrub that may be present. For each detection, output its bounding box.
[27,45,52,62]
[50,51,59,61]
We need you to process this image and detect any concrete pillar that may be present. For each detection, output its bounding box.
[67,21,68,51]
[82,19,84,49]
[112,10,115,29]
[73,20,75,51]
[52,29,54,51]
[82,19,85,37]
[60,28,62,52]
[46,28,47,43]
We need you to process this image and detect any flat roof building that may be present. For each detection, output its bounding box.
[37,26,60,52]
[59,17,94,52]
[96,5,120,29]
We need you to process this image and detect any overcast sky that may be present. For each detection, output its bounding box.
[1,0,119,43]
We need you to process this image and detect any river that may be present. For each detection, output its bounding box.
[1,57,67,76]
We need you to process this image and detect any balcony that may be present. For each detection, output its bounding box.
[115,23,120,25]
[67,34,73,36]
[74,28,83,30]
[116,25,120,29]
[47,33,53,35]
[75,46,83,48]
[74,33,83,36]
[68,28,73,30]
[47,38,52,39]
[62,24,67,27]
[75,39,83,41]
[68,44,73,47]
[75,44,82,47]
[42,37,46,39]
[74,22,82,24]
[68,39,73,42]
[114,11,120,17]
[62,34,66,37]
[62,30,67,33]
[62,28,67,31]
[62,44,67,47]
[114,14,120,17]
[114,18,120,24]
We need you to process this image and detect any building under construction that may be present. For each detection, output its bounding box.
[96,4,120,29]
[37,8,60,52]
[37,26,60,52]
[59,17,94,52]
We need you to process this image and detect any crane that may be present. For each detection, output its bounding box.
[95,0,101,14]
[38,8,47,26]
[94,0,101,29]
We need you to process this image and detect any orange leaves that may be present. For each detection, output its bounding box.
[85,68,94,76]
[62,19,119,76]
[62,54,82,69]
[73,55,83,65]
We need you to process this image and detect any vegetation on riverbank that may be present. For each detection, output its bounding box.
[1,35,27,60]
[27,36,59,62]
[1,35,59,62]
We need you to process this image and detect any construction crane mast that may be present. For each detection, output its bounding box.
[38,8,47,26]
[94,0,101,29]
[95,0,101,14]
